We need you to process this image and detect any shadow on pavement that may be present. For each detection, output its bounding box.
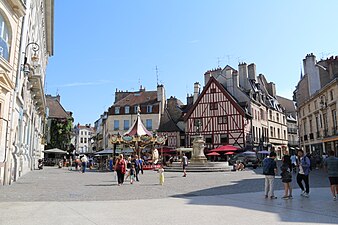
[171,177,338,224]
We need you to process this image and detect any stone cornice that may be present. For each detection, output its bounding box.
[7,0,26,18]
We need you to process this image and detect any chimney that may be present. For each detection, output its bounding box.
[267,82,276,97]
[204,72,211,85]
[233,70,239,88]
[157,84,166,114]
[238,63,248,90]
[187,94,193,105]
[248,63,257,82]
[303,53,320,96]
[193,82,200,103]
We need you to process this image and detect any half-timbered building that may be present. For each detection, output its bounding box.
[184,76,251,150]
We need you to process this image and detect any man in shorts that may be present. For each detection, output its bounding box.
[324,150,338,201]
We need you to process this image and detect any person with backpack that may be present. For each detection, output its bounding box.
[296,149,311,197]
[263,152,278,199]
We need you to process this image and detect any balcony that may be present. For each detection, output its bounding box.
[309,133,314,140]
[287,128,298,134]
[28,66,45,115]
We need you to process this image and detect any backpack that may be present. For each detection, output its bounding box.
[263,158,273,175]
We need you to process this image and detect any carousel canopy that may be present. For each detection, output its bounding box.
[124,110,152,137]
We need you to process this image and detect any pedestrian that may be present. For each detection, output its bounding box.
[263,152,278,199]
[323,150,338,201]
[138,155,144,175]
[130,164,136,184]
[290,153,297,173]
[81,155,88,173]
[296,149,311,197]
[158,164,164,185]
[124,157,132,181]
[68,157,73,171]
[109,157,114,171]
[132,155,140,181]
[280,155,293,199]
[114,154,126,186]
[181,153,188,177]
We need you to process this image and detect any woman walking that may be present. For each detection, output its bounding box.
[281,155,293,199]
[114,154,126,186]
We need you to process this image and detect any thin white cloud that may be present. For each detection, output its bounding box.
[189,39,199,44]
[56,80,114,88]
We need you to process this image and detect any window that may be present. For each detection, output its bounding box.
[210,102,218,110]
[114,120,119,130]
[283,130,286,140]
[125,106,130,114]
[134,105,139,113]
[0,13,11,61]
[85,131,87,135]
[115,107,120,114]
[309,119,313,133]
[218,116,227,124]
[315,115,319,131]
[80,137,83,143]
[260,109,265,120]
[147,105,153,113]
[308,104,311,112]
[332,110,337,129]
[276,113,279,122]
[269,110,272,120]
[314,100,317,110]
[84,138,87,143]
[270,126,273,137]
[220,134,228,144]
[277,128,280,139]
[146,119,152,130]
[330,90,334,101]
[210,88,216,93]
[123,120,129,130]
[81,131,83,135]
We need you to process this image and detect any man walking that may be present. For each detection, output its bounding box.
[296,149,311,197]
[324,150,338,201]
[181,153,188,177]
[81,155,88,173]
[263,152,277,199]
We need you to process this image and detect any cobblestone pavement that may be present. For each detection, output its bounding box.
[0,166,331,201]
[0,167,337,225]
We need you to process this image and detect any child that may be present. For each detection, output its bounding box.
[130,164,136,184]
[281,155,293,199]
[158,165,164,185]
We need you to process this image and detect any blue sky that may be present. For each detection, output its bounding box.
[46,0,338,125]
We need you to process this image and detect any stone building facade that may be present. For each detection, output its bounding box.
[0,0,54,185]
[73,124,95,153]
[294,54,338,156]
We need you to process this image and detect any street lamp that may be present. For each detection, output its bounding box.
[22,42,40,75]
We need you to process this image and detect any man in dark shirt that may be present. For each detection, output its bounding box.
[263,152,278,199]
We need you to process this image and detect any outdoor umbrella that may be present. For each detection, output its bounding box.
[211,145,240,152]
[43,148,67,154]
[225,151,235,155]
[258,150,270,154]
[95,149,113,155]
[206,152,220,156]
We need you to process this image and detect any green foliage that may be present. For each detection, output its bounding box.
[47,117,73,150]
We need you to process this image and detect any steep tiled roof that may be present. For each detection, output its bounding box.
[46,95,70,119]
[276,96,297,117]
[114,91,158,107]
[157,109,182,132]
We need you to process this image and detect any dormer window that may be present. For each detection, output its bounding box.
[115,107,120,114]
[147,105,153,113]
[125,106,130,114]
[134,105,138,113]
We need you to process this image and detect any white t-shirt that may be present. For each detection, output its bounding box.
[299,157,305,174]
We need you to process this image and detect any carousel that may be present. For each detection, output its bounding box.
[110,107,166,165]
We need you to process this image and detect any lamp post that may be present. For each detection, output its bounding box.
[23,42,39,74]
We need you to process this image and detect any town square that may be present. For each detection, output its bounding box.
[1,0,338,224]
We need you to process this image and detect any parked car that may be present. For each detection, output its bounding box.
[228,151,259,169]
